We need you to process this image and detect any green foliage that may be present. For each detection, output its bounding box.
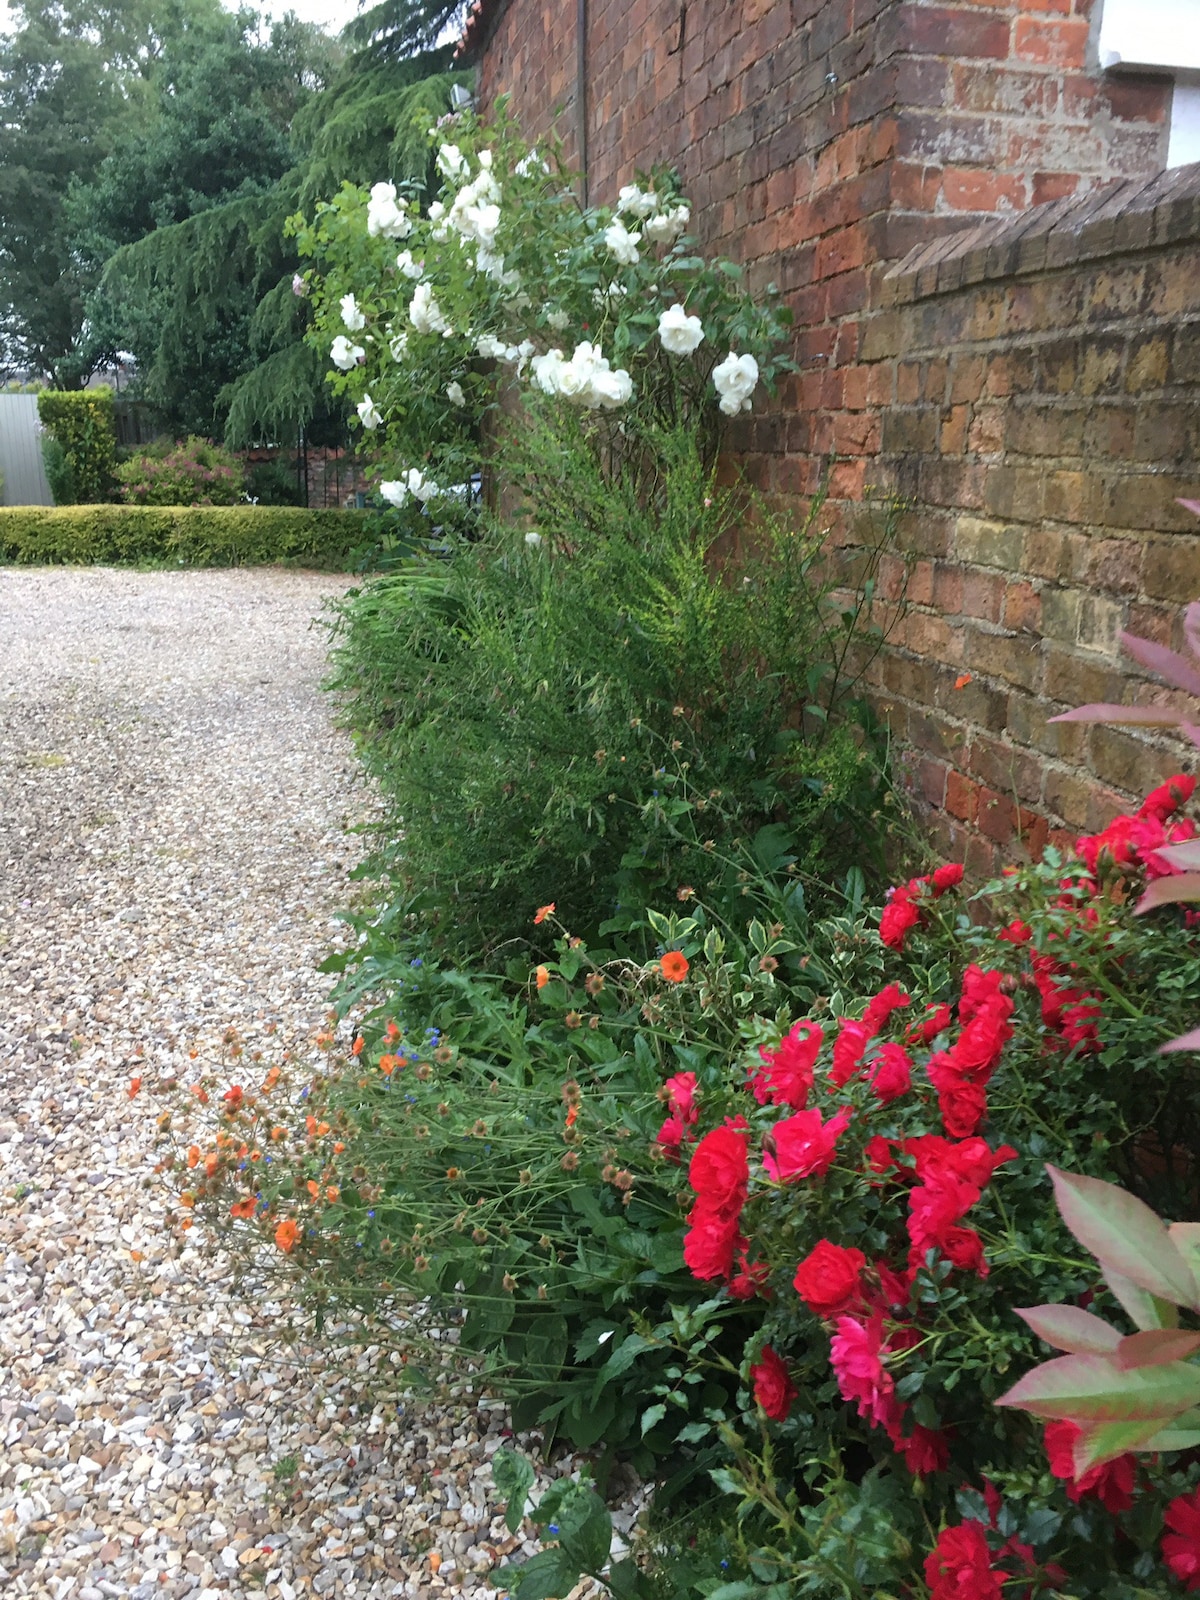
[169,778,1200,1599]
[0,0,231,384]
[41,436,76,506]
[325,445,893,959]
[115,436,244,506]
[37,388,116,503]
[0,503,367,568]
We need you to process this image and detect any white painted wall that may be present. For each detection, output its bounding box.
[1169,81,1200,167]
[1099,0,1200,72]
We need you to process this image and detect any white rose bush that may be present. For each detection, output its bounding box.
[291,109,792,526]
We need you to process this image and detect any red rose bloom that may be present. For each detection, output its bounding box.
[750,1344,797,1421]
[793,1239,867,1318]
[682,1211,744,1281]
[931,862,964,895]
[1044,1420,1136,1514]
[751,1020,822,1110]
[764,1106,851,1182]
[830,1017,871,1087]
[1165,1488,1200,1591]
[897,1423,950,1476]
[1139,774,1195,822]
[830,1313,901,1433]
[906,1002,952,1045]
[923,1521,1001,1600]
[869,1042,912,1106]
[688,1125,749,1218]
[879,892,921,951]
[861,982,911,1039]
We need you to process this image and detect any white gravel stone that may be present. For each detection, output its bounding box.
[0,569,631,1600]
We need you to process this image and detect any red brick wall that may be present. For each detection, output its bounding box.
[469,0,1194,867]
[864,169,1200,871]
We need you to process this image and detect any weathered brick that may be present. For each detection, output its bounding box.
[953,516,1024,571]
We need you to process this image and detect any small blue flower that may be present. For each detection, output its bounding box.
[548,1523,559,1536]
[720,1560,729,1570]
[367,1209,376,1219]
[410,957,423,968]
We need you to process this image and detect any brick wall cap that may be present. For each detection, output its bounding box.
[887,161,1200,297]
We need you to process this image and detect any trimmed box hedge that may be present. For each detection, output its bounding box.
[0,504,370,569]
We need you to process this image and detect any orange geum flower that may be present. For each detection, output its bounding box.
[179,1191,195,1208]
[351,1035,365,1057]
[325,1186,339,1203]
[262,1065,281,1091]
[190,1083,209,1104]
[230,1197,256,1220]
[186,1145,200,1169]
[659,950,689,983]
[533,902,555,925]
[565,1104,579,1129]
[222,1085,244,1109]
[271,1126,285,1142]
[379,1054,397,1075]
[317,1121,330,1137]
[385,1019,401,1042]
[274,1218,299,1254]
[333,1141,345,1154]
[128,1076,142,1097]
[306,1115,317,1136]
[535,965,550,990]
[306,1179,320,1198]
[205,1154,219,1177]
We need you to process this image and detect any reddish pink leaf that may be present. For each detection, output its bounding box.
[1115,1329,1200,1369]
[1049,1166,1198,1309]
[998,1350,1200,1419]
[1152,841,1200,872]
[1185,600,1200,662]
[1136,873,1200,913]
[1119,631,1200,698]
[1016,1304,1121,1355]
[1048,704,1186,727]
[1073,1417,1177,1471]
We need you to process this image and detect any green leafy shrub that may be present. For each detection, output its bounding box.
[165,775,1200,1598]
[41,435,76,505]
[36,388,117,503]
[0,504,369,568]
[325,439,895,959]
[114,435,244,506]
[244,456,306,507]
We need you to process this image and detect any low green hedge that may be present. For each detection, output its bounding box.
[0,504,370,569]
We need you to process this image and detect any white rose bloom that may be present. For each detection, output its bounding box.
[357,394,383,430]
[643,204,691,245]
[476,247,505,279]
[407,467,440,503]
[603,219,641,266]
[396,250,424,280]
[524,530,543,546]
[409,282,449,336]
[437,143,468,181]
[330,336,364,371]
[340,294,366,332]
[379,479,408,506]
[515,149,550,177]
[514,339,534,375]
[476,333,507,360]
[712,351,759,416]
[367,181,411,239]
[477,149,494,170]
[546,308,570,331]
[657,303,704,355]
[446,381,466,407]
[616,183,657,219]
[587,366,634,409]
[592,283,628,306]
[389,330,409,362]
[428,201,446,221]
[530,349,565,395]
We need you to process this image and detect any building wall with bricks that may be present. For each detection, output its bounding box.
[463,0,1200,867]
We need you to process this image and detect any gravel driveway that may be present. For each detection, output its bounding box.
[0,569,572,1600]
